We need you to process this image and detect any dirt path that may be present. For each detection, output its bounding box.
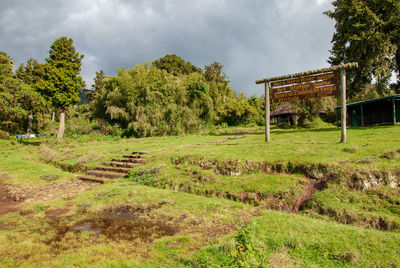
[0,183,19,216]
[4,180,98,204]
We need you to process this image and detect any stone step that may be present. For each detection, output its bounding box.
[103,161,141,168]
[95,166,131,173]
[86,170,128,179]
[123,154,143,159]
[132,151,149,155]
[112,158,146,164]
[78,176,112,183]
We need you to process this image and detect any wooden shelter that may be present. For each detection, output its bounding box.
[271,103,297,126]
[336,94,400,126]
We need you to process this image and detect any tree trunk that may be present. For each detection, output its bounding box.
[57,108,65,138]
[52,111,55,122]
[27,113,33,134]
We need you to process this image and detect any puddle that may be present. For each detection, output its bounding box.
[45,215,178,246]
[71,223,101,235]
[74,217,176,241]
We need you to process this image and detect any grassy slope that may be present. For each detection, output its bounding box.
[0,125,399,267]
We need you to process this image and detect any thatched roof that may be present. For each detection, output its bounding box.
[271,103,296,116]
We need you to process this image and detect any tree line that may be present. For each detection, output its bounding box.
[1,43,264,137]
[1,0,399,138]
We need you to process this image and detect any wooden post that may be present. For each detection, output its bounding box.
[393,99,396,124]
[27,114,33,134]
[360,104,364,126]
[340,69,347,143]
[265,82,270,142]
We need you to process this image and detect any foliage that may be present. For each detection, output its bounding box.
[15,58,45,86]
[0,52,47,133]
[152,54,202,76]
[37,36,85,108]
[204,61,228,83]
[64,105,99,136]
[86,70,105,101]
[91,62,235,137]
[231,220,261,267]
[36,36,85,138]
[325,0,400,98]
[293,97,336,127]
[217,99,260,126]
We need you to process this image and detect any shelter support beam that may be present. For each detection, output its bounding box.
[265,82,270,142]
[340,69,347,143]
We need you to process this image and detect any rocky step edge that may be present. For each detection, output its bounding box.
[95,166,131,173]
[78,176,113,183]
[111,158,146,164]
[102,161,142,168]
[85,170,128,179]
[78,151,149,183]
[132,151,149,155]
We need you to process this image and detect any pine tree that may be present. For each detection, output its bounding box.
[325,0,400,97]
[37,37,85,138]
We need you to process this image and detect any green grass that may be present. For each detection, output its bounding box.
[185,210,400,267]
[126,163,308,209]
[0,125,400,267]
[0,183,255,267]
[156,126,400,170]
[304,183,400,231]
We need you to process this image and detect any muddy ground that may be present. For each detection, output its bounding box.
[0,183,19,216]
[0,180,98,217]
[2,180,98,203]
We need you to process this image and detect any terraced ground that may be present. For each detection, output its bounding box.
[0,125,399,267]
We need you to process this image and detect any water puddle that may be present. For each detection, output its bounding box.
[45,215,178,247]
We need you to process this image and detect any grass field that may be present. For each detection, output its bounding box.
[0,125,399,267]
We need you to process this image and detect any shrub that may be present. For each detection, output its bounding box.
[231,220,257,265]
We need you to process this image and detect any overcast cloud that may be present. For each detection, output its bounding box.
[0,0,335,96]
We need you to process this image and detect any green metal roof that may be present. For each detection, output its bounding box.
[336,94,400,109]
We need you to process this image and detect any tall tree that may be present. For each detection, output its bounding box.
[86,70,105,101]
[15,58,47,133]
[37,37,85,138]
[0,52,46,133]
[204,61,228,83]
[152,54,202,76]
[325,0,400,98]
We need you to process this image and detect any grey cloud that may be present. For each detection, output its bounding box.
[0,0,334,96]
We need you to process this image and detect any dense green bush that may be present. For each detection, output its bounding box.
[90,63,237,137]
[217,100,260,126]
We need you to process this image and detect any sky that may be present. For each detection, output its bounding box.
[0,0,335,96]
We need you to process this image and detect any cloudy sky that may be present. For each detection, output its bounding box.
[0,0,335,96]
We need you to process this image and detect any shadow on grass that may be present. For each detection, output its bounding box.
[18,140,42,146]
[271,125,398,135]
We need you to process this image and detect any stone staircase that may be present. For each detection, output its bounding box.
[78,151,148,183]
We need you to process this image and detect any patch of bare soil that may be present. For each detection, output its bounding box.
[5,180,98,203]
[45,216,177,247]
[294,179,328,212]
[45,208,70,217]
[42,205,179,254]
[0,183,19,216]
